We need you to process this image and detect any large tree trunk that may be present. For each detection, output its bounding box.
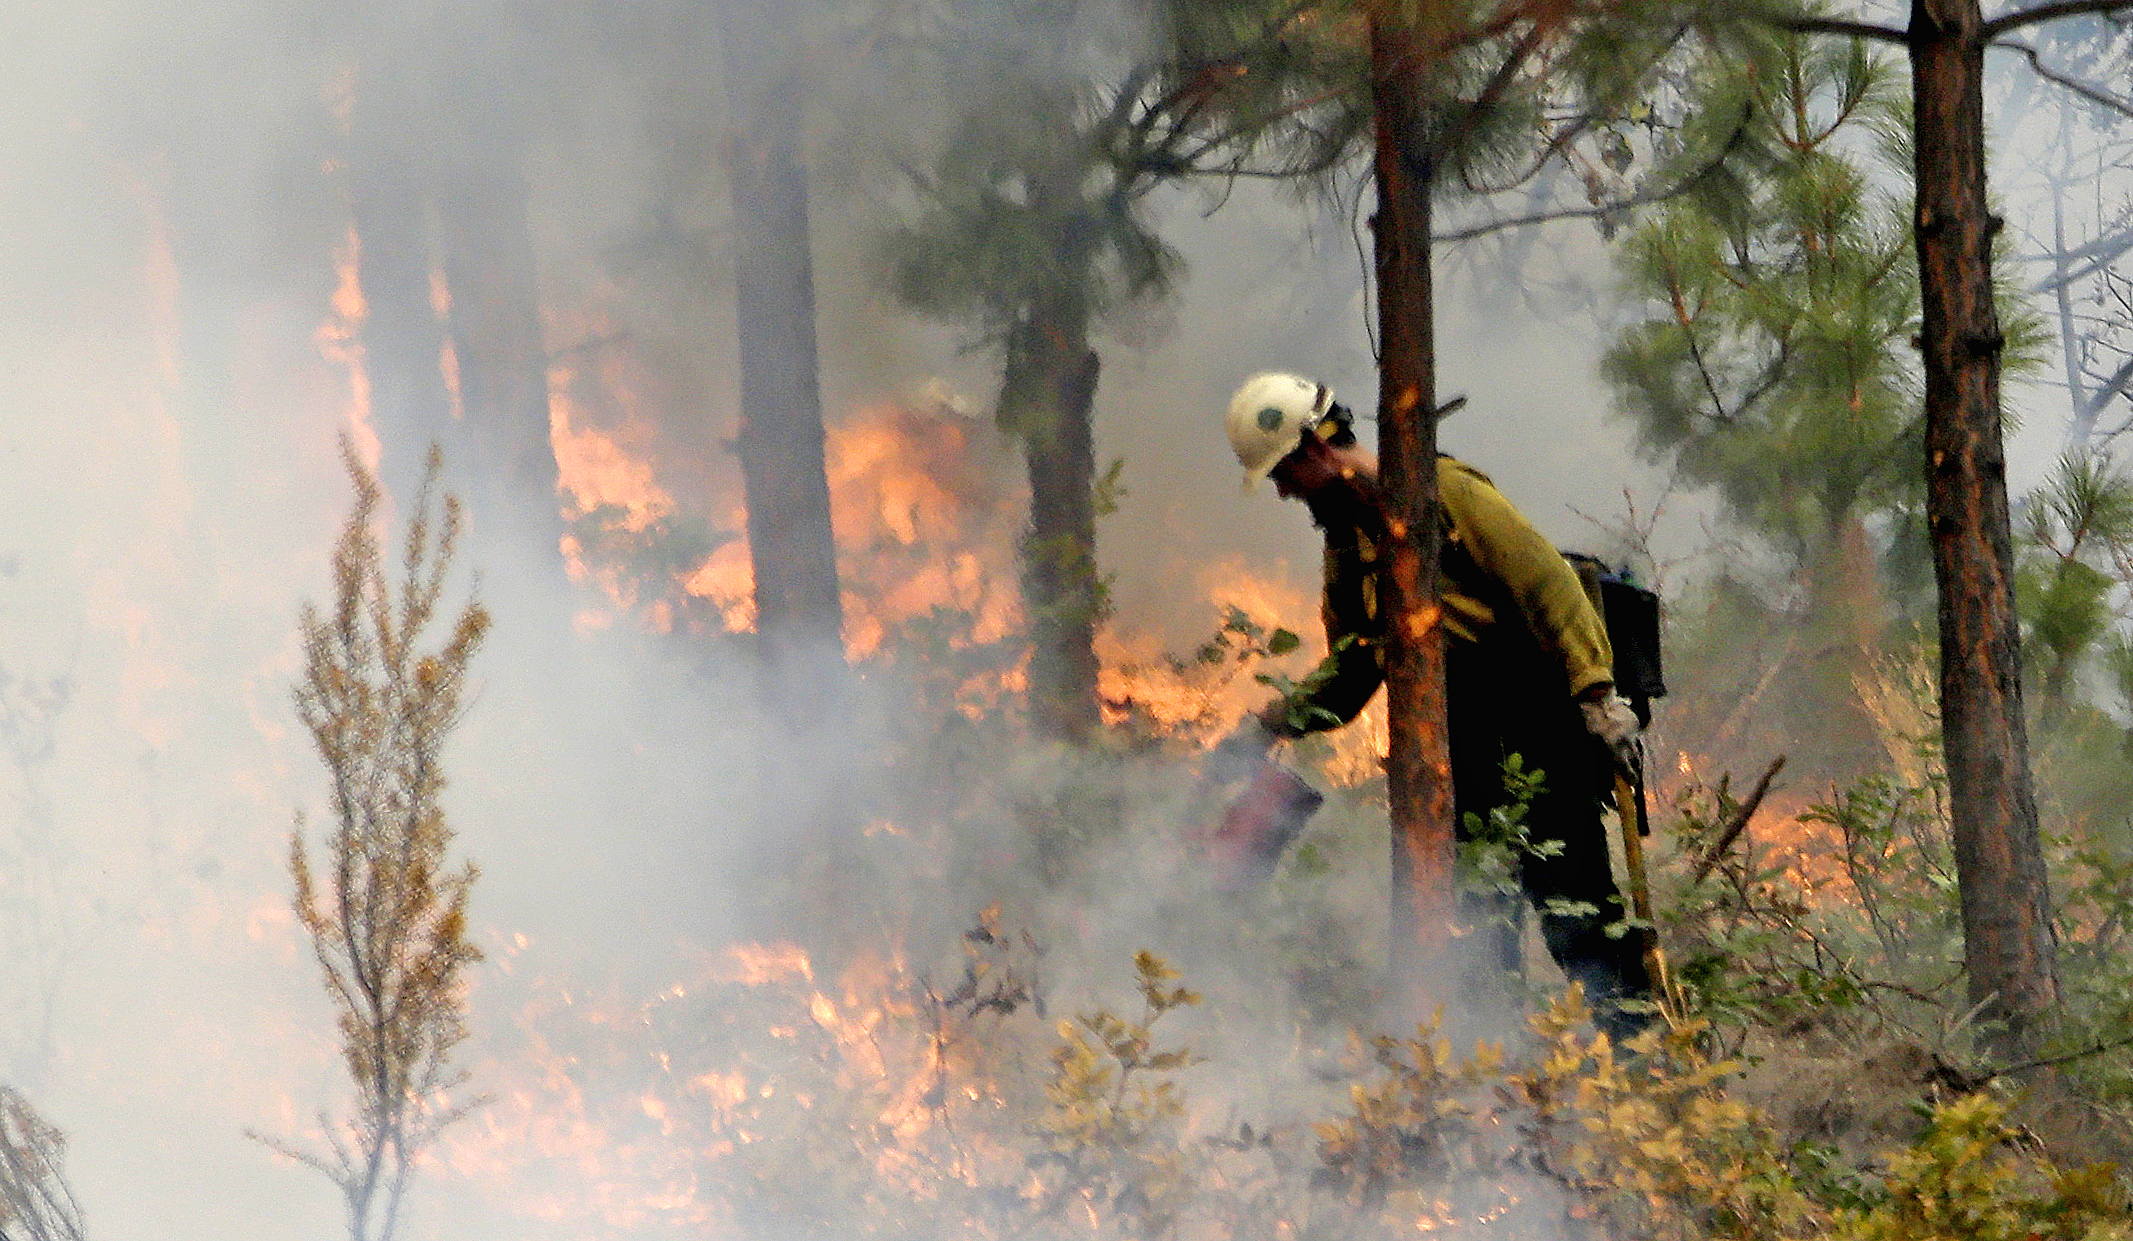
[1367,5,1457,1008]
[436,148,565,577]
[1001,306,1103,744]
[716,0,846,716]
[1910,0,2059,1056]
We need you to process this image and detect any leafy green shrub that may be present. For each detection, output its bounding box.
[1830,1094,2130,1241]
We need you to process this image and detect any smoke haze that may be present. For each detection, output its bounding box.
[0,0,2111,1237]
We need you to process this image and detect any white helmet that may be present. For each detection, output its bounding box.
[1225,371,1334,485]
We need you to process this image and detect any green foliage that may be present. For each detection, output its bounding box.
[1456,753,1557,905]
[1093,456,1129,520]
[1661,735,2133,1139]
[1830,1094,2131,1241]
[1137,0,1770,224]
[882,0,1179,347]
[1102,604,1309,743]
[1188,606,1301,670]
[1605,33,1919,571]
[1661,768,1965,1046]
[1023,530,1115,627]
[1136,1,1372,185]
[2038,820,2133,1116]
[266,443,488,1241]
[2017,452,2133,723]
[1256,633,1354,738]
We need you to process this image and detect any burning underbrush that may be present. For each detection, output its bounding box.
[1644,731,2133,1190]
[435,898,2133,1241]
[440,904,1607,1240]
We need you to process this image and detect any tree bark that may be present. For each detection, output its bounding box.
[1368,5,1457,1008]
[1001,305,1104,744]
[717,0,846,716]
[1909,0,2059,1055]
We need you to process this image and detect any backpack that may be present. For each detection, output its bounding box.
[1561,553,1666,726]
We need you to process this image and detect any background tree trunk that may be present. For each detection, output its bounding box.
[436,148,565,579]
[716,0,846,717]
[1910,0,2059,1056]
[348,107,457,508]
[1001,305,1103,744]
[1368,4,1456,1008]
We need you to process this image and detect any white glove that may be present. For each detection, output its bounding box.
[1580,691,1641,764]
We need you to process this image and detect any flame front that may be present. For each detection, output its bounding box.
[444,935,1047,1239]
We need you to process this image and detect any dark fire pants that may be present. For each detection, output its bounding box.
[1446,641,1651,1025]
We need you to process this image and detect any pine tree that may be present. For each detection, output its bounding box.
[884,0,1179,744]
[1604,34,1919,769]
[1763,0,2133,1057]
[716,0,848,721]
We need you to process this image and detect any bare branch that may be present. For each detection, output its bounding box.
[2080,351,2133,420]
[1982,0,2133,39]
[1748,7,1910,45]
[1690,756,1789,886]
[1991,37,2133,117]
[1433,104,1753,243]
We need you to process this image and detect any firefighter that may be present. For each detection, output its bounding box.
[1212,371,1652,1036]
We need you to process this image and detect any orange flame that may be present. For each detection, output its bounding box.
[440,935,1032,1236]
[316,224,380,474]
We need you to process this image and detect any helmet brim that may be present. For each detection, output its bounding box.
[1237,428,1305,490]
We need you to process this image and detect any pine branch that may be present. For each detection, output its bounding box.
[1987,1028,2133,1080]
